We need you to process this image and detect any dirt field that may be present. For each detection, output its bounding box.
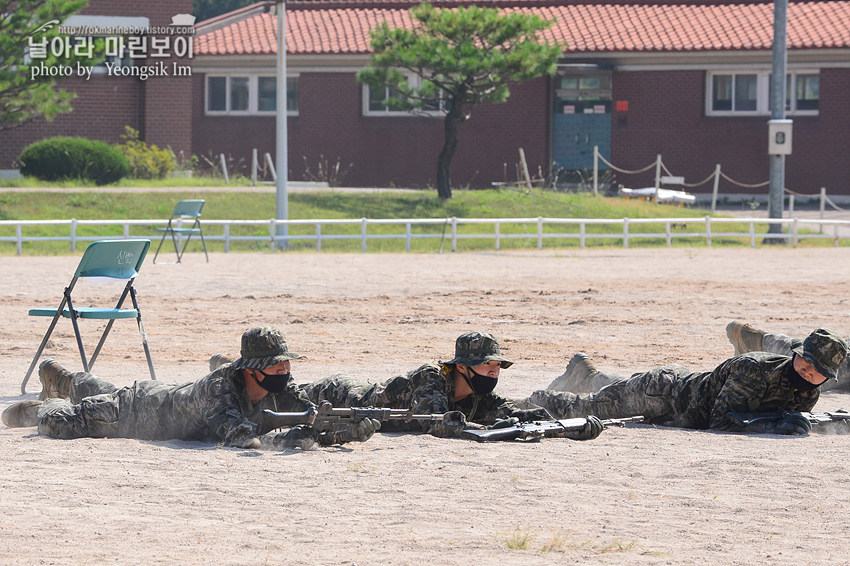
[1,247,849,565]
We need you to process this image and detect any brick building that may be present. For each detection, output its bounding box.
[3,0,849,196]
[192,0,850,194]
[0,0,193,171]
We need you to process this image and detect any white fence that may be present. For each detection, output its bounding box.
[0,216,849,255]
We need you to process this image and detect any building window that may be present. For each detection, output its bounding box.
[363,75,447,116]
[205,75,298,115]
[707,70,818,116]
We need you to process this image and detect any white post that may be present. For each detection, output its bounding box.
[653,154,662,204]
[623,217,629,248]
[265,153,277,181]
[819,187,826,234]
[711,164,721,212]
[518,148,533,191]
[251,148,258,186]
[593,146,599,196]
[275,1,289,248]
[219,154,229,184]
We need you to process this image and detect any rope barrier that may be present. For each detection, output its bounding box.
[597,153,657,175]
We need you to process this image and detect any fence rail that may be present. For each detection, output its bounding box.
[1,216,848,254]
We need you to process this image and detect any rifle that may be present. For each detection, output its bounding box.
[728,410,850,433]
[263,401,444,433]
[461,416,645,442]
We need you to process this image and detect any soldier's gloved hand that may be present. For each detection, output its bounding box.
[775,411,812,436]
[427,410,471,438]
[487,417,519,430]
[225,420,261,449]
[563,416,605,441]
[272,425,318,450]
[340,417,381,443]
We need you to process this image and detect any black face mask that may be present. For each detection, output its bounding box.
[464,368,498,396]
[255,370,293,393]
[786,360,822,393]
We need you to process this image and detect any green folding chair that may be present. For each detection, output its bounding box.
[21,239,157,395]
[153,199,209,264]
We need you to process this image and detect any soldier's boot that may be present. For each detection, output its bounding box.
[726,321,765,356]
[209,353,235,372]
[1,400,43,428]
[38,358,73,401]
[546,353,600,393]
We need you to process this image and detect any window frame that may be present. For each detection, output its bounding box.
[205,74,299,116]
[706,70,819,117]
[362,74,447,117]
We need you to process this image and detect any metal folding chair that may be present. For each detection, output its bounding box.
[153,199,209,264]
[21,239,157,394]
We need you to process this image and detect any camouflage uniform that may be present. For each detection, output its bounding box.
[301,362,549,437]
[301,332,553,437]
[34,327,360,448]
[529,353,818,431]
[38,366,313,446]
[529,329,848,433]
[757,332,850,391]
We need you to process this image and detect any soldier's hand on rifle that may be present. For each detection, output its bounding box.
[562,415,604,441]
[487,417,519,430]
[775,411,812,436]
[340,417,382,443]
[272,425,318,450]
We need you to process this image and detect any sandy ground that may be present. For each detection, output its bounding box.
[2,247,850,565]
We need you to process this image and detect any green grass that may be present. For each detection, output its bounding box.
[0,185,830,255]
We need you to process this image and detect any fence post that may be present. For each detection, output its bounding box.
[665,221,671,247]
[70,219,77,252]
[405,222,411,252]
[316,223,322,252]
[361,218,368,253]
[219,154,229,184]
[265,153,277,181]
[16,224,22,255]
[653,155,662,204]
[580,222,586,248]
[711,164,721,212]
[623,217,629,248]
[792,217,799,247]
[537,217,543,249]
[451,217,458,252]
[593,146,599,196]
[224,224,230,253]
[269,219,276,251]
[705,216,712,247]
[819,187,826,234]
[749,222,756,248]
[251,149,258,186]
[495,221,501,251]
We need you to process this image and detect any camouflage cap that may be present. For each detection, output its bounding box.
[230,326,303,370]
[792,328,848,381]
[445,331,513,368]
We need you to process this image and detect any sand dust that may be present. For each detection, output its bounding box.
[1,247,849,565]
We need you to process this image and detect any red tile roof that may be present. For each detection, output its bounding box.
[195,1,850,56]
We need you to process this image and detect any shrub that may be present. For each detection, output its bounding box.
[114,126,176,179]
[19,137,129,185]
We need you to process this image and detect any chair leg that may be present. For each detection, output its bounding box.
[178,233,193,263]
[65,295,90,372]
[170,230,182,263]
[197,221,209,262]
[21,309,65,394]
[130,287,156,380]
[89,281,132,369]
[153,230,170,264]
